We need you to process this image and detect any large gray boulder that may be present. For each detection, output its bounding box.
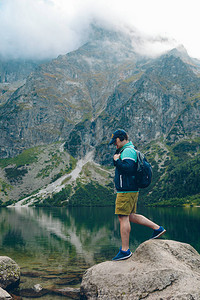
[0,256,20,289]
[80,240,200,299]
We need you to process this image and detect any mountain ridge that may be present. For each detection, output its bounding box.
[0,25,200,206]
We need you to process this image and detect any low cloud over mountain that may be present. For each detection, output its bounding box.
[0,0,187,60]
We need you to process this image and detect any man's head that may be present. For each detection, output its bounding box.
[109,129,129,149]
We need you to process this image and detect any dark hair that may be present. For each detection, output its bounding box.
[119,132,128,141]
[109,129,129,145]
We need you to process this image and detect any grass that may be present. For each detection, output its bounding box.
[0,146,42,168]
[148,194,200,207]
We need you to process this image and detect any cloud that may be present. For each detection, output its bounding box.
[0,0,91,59]
[0,0,199,60]
[131,34,178,58]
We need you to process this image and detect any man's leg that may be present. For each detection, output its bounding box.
[129,213,160,229]
[118,215,131,251]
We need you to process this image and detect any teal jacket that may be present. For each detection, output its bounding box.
[113,142,138,192]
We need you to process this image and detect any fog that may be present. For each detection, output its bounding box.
[0,0,199,60]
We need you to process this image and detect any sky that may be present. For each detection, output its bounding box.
[0,0,199,60]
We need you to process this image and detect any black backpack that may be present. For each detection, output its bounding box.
[119,146,153,188]
[135,150,153,188]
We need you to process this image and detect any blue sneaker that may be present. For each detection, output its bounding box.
[150,226,166,239]
[112,247,132,261]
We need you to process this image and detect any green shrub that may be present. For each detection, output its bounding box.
[0,146,40,168]
[70,181,115,206]
[5,166,28,182]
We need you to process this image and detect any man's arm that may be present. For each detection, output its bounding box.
[114,158,137,174]
[113,148,137,173]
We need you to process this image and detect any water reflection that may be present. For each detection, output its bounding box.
[0,206,199,298]
[0,207,120,269]
[0,206,199,266]
[3,229,26,248]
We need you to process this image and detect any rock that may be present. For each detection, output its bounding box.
[19,285,80,299]
[19,287,48,298]
[0,287,12,299]
[80,240,200,299]
[52,287,80,299]
[0,256,20,289]
[33,284,43,292]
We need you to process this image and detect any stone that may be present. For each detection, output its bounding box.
[19,287,48,298]
[0,256,20,289]
[80,240,200,299]
[0,287,12,299]
[52,287,80,299]
[33,284,43,292]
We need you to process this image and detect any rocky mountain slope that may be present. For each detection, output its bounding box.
[0,58,42,83]
[66,53,200,164]
[0,142,115,206]
[0,24,200,206]
[0,58,44,106]
[0,25,142,158]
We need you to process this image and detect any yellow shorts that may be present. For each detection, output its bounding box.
[115,192,139,215]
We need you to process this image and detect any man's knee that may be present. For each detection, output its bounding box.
[129,213,137,222]
[118,214,129,223]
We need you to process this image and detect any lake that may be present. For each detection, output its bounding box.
[0,206,200,299]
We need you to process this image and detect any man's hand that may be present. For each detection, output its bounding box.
[113,154,120,161]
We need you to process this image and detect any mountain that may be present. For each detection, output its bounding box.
[0,25,200,207]
[66,52,200,165]
[0,25,145,158]
[0,58,43,83]
[0,58,46,110]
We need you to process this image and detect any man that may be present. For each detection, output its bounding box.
[109,129,166,261]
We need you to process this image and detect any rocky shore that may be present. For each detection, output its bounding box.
[0,256,81,299]
[81,240,200,299]
[0,256,20,299]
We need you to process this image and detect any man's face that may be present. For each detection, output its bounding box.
[114,137,124,149]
